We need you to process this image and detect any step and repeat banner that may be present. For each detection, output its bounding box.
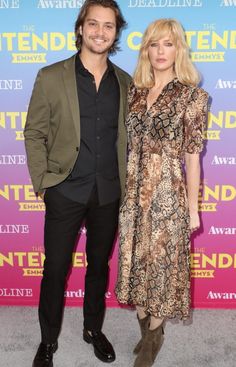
[0,0,236,308]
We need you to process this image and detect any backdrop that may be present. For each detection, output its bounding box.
[0,0,236,308]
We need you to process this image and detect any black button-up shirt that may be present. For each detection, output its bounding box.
[55,53,120,205]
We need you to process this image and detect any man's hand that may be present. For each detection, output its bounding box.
[38,191,45,201]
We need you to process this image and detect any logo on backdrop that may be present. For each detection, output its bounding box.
[0,155,26,165]
[186,25,236,62]
[207,291,236,300]
[0,27,76,63]
[0,288,33,297]
[0,79,23,90]
[0,111,26,141]
[65,289,111,298]
[0,251,87,276]
[208,226,236,235]
[220,0,236,7]
[127,25,236,62]
[211,155,236,165]
[128,0,203,8]
[215,79,236,89]
[0,224,29,234]
[198,181,236,212]
[0,184,45,211]
[205,110,236,141]
[37,0,85,8]
[191,251,236,278]
[0,0,20,9]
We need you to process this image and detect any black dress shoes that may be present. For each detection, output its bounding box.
[83,329,116,363]
[32,342,58,367]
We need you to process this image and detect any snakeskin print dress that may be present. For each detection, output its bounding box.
[115,79,208,319]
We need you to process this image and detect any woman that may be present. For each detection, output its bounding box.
[116,19,209,367]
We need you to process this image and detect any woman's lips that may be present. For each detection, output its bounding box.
[156,58,167,62]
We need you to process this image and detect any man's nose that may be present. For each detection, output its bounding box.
[95,24,104,35]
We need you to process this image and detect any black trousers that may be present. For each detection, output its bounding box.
[39,186,119,343]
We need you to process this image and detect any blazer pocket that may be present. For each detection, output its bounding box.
[47,159,61,173]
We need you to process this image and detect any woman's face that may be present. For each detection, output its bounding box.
[148,36,176,74]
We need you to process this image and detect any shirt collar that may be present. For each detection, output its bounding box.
[75,52,114,76]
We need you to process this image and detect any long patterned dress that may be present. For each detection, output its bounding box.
[115,79,208,319]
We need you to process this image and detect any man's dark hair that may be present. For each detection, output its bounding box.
[74,0,127,54]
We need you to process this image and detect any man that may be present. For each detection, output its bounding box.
[24,1,131,366]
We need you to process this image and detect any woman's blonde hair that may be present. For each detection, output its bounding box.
[133,18,200,88]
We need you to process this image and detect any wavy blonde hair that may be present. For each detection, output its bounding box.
[133,18,200,88]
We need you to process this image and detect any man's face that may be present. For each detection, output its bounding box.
[80,5,117,55]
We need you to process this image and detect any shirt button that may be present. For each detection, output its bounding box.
[97,154,101,158]
[96,136,100,140]
[97,117,100,121]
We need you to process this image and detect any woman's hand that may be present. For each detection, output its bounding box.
[189,210,200,233]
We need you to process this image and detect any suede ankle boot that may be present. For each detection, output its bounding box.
[133,322,164,367]
[133,314,150,354]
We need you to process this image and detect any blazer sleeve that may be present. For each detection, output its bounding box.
[24,69,50,193]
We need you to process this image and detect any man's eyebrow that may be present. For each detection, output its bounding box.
[86,18,115,25]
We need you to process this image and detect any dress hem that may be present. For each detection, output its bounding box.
[116,298,190,320]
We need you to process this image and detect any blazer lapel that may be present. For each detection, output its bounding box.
[114,66,128,149]
[63,55,80,142]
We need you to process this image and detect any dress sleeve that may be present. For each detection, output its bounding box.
[183,87,209,154]
[127,82,137,109]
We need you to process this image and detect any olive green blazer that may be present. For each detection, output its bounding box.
[24,54,131,200]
